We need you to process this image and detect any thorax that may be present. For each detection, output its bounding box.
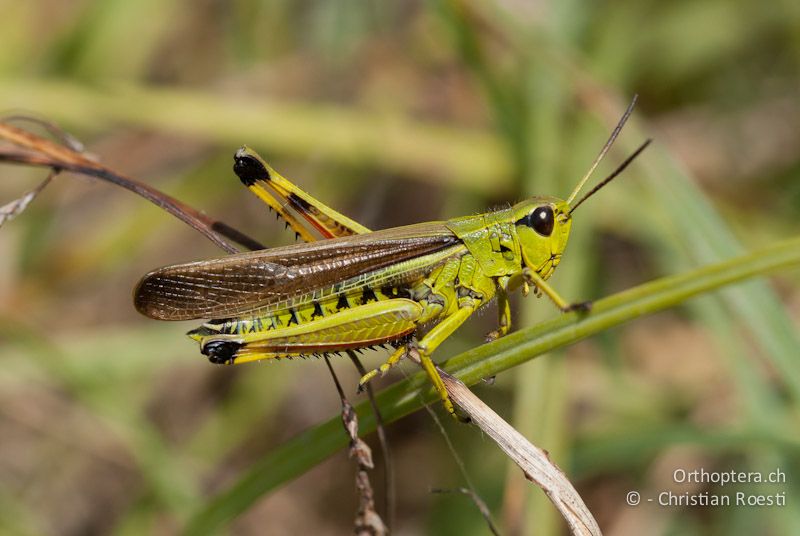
[445,208,523,278]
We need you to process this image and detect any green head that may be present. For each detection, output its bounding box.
[511,197,572,279]
[513,138,652,279]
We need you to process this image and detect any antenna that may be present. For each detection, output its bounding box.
[565,95,638,205]
[569,138,652,215]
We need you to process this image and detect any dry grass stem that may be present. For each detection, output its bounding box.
[439,370,601,536]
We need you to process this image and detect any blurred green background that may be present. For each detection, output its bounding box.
[1,1,799,535]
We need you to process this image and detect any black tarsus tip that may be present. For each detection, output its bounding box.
[564,301,593,313]
[233,147,270,186]
[456,412,472,424]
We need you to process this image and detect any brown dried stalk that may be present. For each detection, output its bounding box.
[440,370,601,536]
[0,121,262,253]
[325,357,387,536]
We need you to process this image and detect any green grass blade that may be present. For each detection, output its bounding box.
[183,235,800,535]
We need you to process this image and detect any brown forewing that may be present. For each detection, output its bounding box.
[134,221,461,321]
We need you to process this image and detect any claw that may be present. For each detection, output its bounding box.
[443,399,469,423]
[563,301,592,313]
[455,412,471,424]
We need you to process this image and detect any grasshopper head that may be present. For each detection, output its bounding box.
[512,197,572,280]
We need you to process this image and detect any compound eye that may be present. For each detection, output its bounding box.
[529,206,554,237]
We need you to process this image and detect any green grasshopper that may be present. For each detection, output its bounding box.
[134,103,649,418]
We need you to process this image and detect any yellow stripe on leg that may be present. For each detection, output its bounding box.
[415,303,477,419]
[358,345,407,390]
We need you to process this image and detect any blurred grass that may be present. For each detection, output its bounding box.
[1,1,799,535]
[0,80,513,195]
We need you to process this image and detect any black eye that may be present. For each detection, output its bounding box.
[521,206,554,236]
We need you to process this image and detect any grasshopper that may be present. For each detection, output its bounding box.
[134,102,649,418]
